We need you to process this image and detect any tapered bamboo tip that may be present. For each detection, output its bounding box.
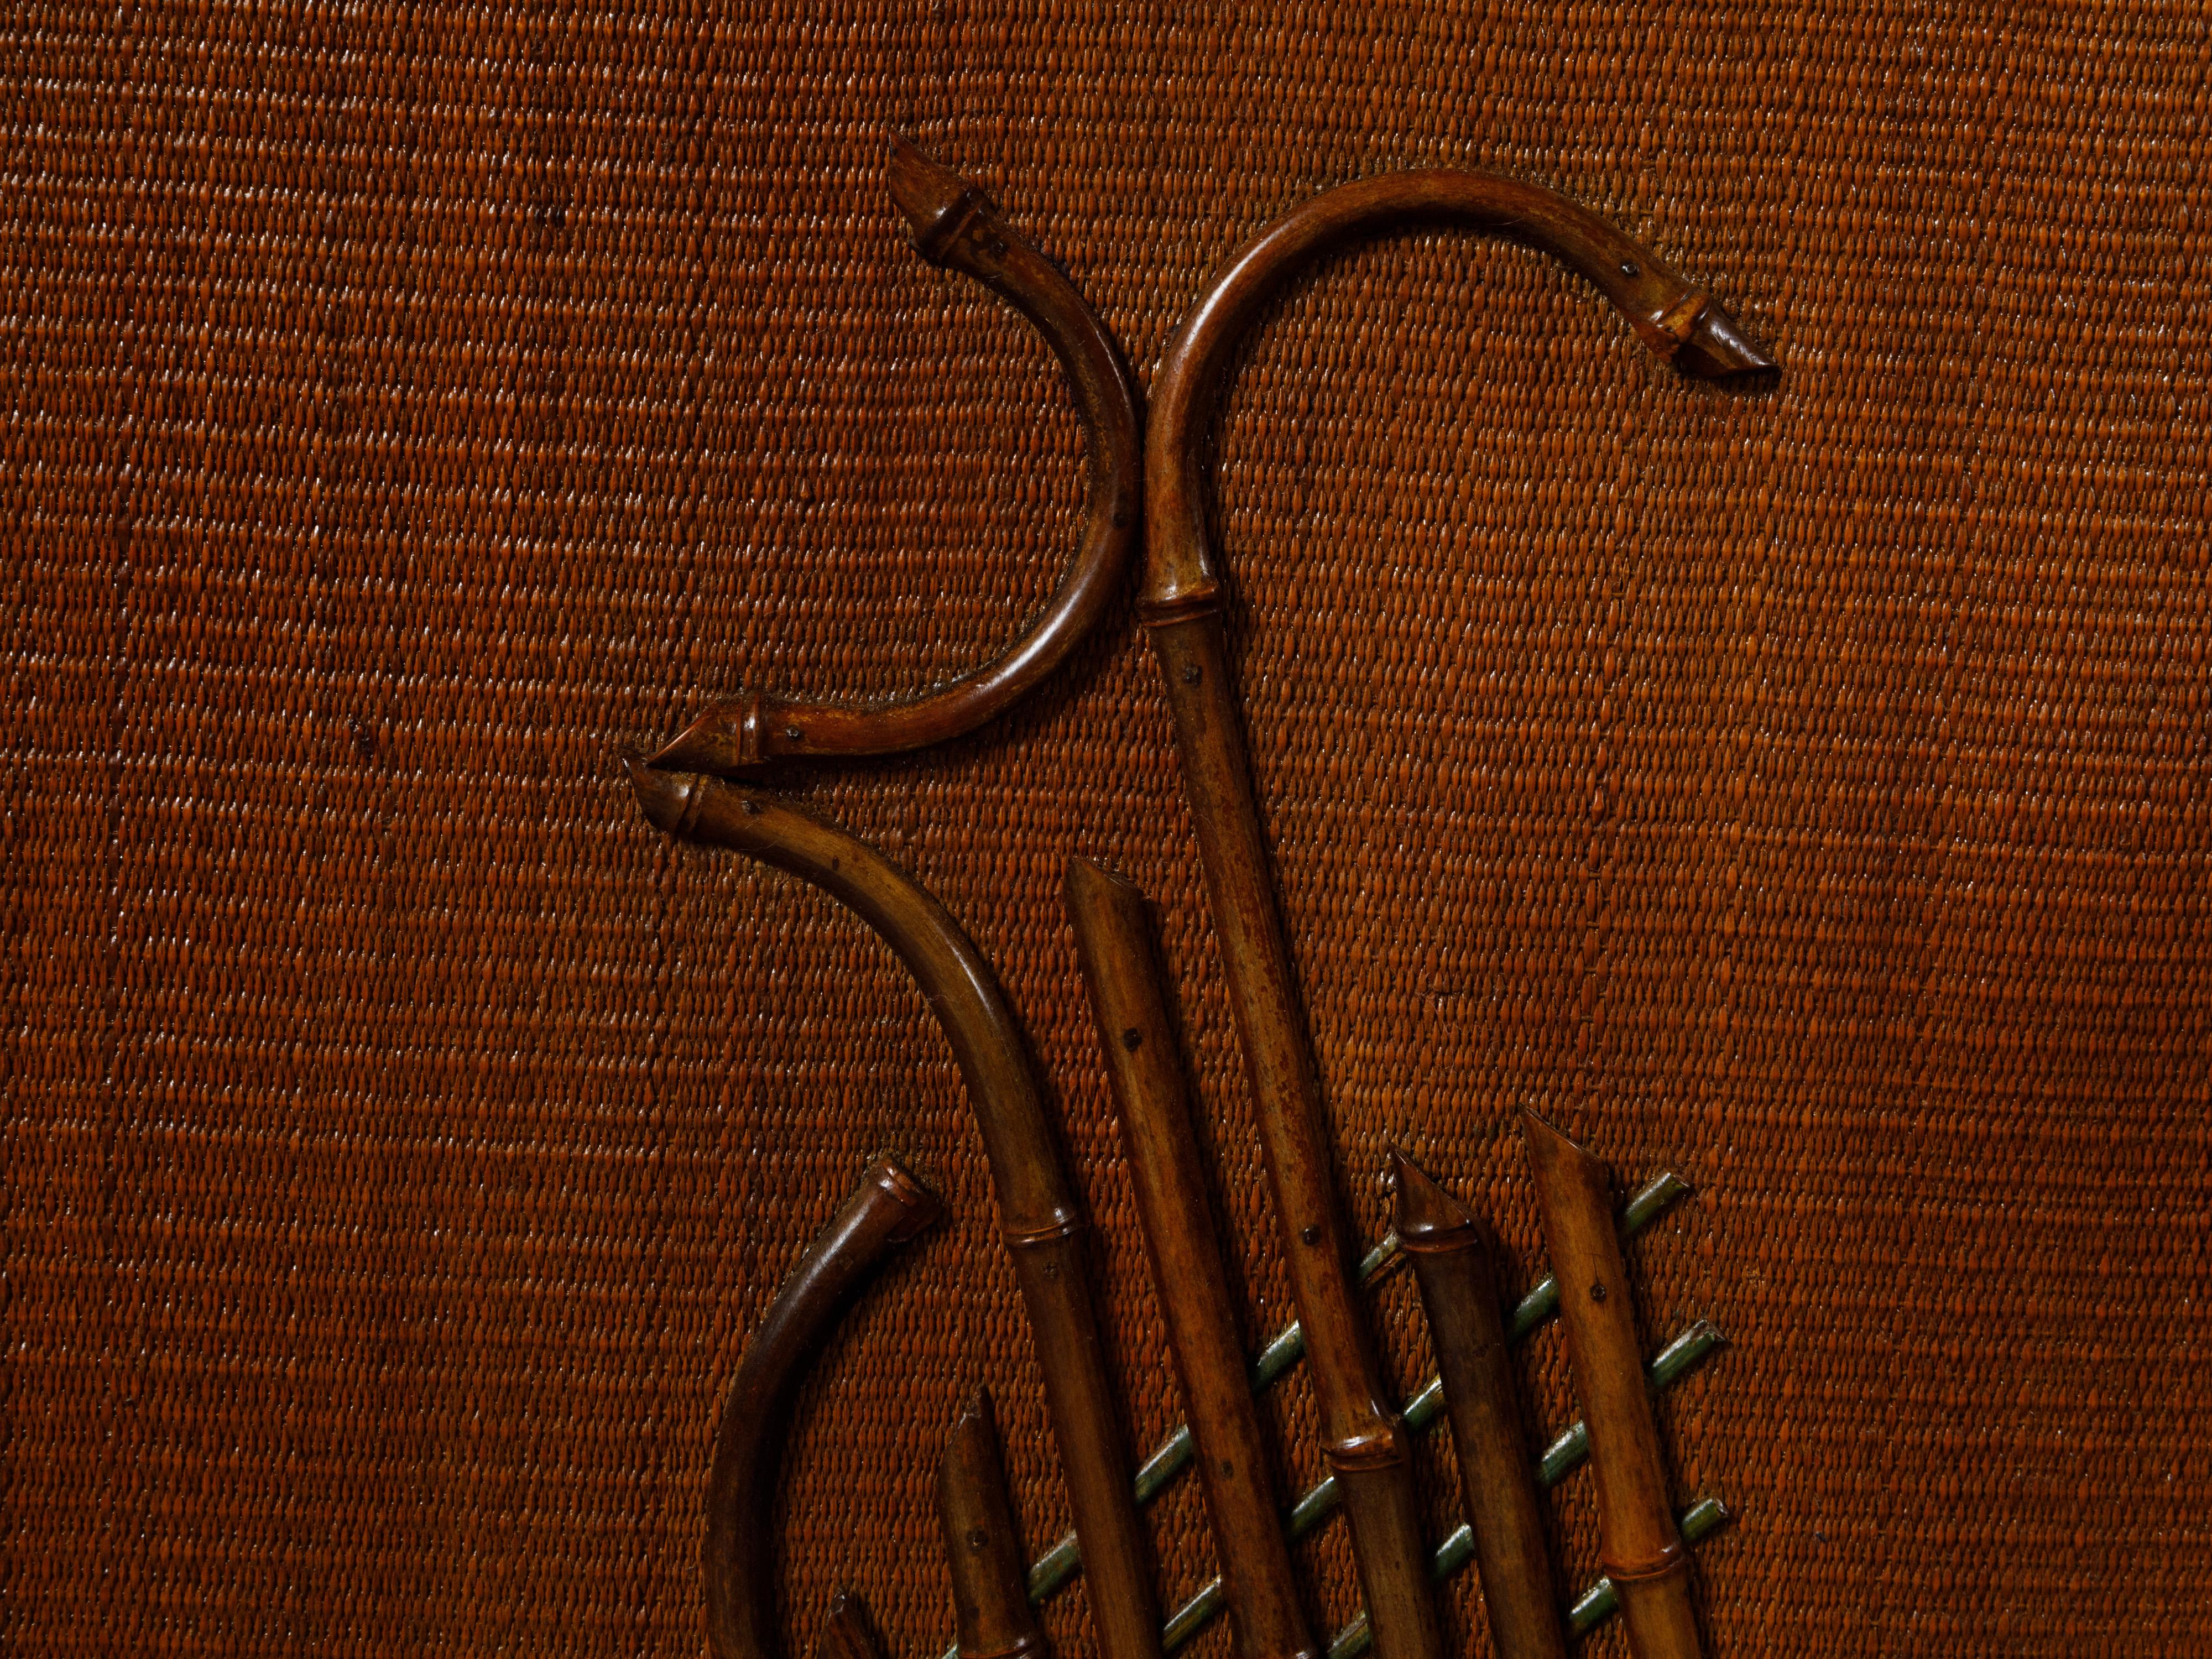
[948,1384,999,1454]
[624,754,699,835]
[646,699,750,775]
[1674,294,1777,385]
[1517,1105,1605,1188]
[817,1589,889,1659]
[886,132,982,247]
[1389,1149,1478,1253]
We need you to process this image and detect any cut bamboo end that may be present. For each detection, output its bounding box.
[1387,1150,1478,1256]
[1517,1106,1609,1201]
[885,133,988,263]
[646,696,762,776]
[864,1153,947,1243]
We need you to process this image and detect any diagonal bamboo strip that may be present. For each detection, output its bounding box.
[1166,1322,1726,1652]
[978,1170,1692,1651]
[1007,1233,1409,1623]
[1324,1499,1735,1659]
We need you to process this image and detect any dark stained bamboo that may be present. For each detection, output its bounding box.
[939,1388,1052,1659]
[1519,1110,1705,1659]
[1141,171,1772,1659]
[818,1592,893,1659]
[629,763,1164,1659]
[704,1155,946,1659]
[1063,857,1319,1659]
[651,136,1142,777]
[1389,1153,1568,1659]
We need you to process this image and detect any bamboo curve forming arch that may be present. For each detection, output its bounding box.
[653,137,1143,779]
[703,1156,944,1659]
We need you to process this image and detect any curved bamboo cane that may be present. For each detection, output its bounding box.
[1141,171,1771,1659]
[705,1155,945,1659]
[630,762,1164,1659]
[652,137,1142,777]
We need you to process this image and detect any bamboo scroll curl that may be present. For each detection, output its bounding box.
[628,763,1164,1659]
[1139,171,1772,1659]
[652,137,1142,778]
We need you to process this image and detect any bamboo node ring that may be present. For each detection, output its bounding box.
[1002,1208,1088,1249]
[1321,1422,1411,1473]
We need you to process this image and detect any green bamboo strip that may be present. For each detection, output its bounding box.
[1011,1234,1410,1617]
[962,1168,1691,1659]
[1165,1320,1725,1652]
[1324,1498,1734,1659]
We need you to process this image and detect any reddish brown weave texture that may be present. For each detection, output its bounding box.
[6,3,2208,1655]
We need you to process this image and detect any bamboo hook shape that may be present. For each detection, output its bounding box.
[628,762,1165,1659]
[651,136,1143,778]
[1140,171,1771,1659]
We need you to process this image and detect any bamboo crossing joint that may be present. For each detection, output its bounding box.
[982,1170,1703,1659]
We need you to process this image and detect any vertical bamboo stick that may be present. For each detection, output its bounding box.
[1066,858,1321,1659]
[1390,1152,1568,1659]
[1520,1109,1705,1659]
[940,1389,1052,1659]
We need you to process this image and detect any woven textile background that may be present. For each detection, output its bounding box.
[7,2,2208,1654]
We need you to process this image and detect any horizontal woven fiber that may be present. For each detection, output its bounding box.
[4,1,2208,1655]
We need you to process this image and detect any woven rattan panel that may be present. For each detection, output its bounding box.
[7,3,2208,1655]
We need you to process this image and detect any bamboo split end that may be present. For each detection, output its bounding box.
[818,1592,890,1659]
